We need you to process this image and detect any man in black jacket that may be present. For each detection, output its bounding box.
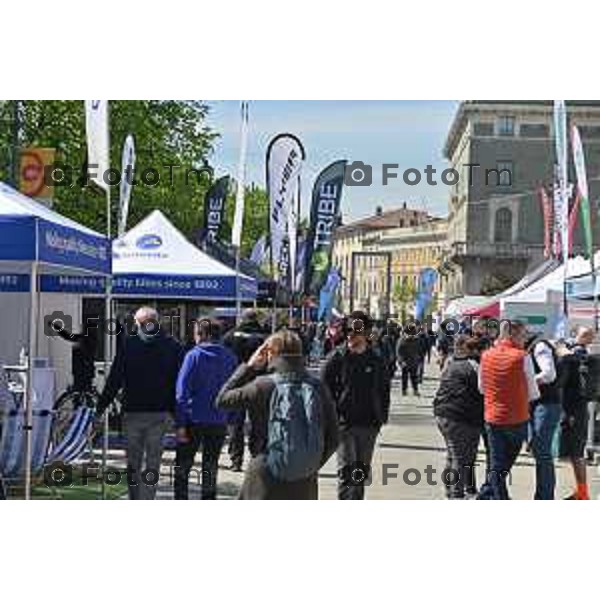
[98,306,184,500]
[223,309,269,470]
[321,311,390,500]
[559,327,595,500]
[50,320,98,392]
[397,325,424,396]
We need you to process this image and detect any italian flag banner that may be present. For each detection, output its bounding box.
[571,124,593,258]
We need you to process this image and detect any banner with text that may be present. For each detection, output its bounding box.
[305,160,346,296]
[118,134,136,238]
[266,134,305,283]
[203,175,230,244]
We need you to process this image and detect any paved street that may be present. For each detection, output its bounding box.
[137,358,599,500]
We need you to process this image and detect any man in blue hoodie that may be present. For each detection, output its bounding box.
[174,318,238,499]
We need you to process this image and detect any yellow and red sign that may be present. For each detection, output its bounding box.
[19,147,56,199]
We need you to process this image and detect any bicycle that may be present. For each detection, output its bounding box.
[51,386,123,450]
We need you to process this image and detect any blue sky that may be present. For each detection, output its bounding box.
[204,100,459,221]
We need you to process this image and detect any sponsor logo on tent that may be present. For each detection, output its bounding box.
[136,234,163,250]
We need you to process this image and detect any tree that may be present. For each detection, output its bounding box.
[221,183,269,257]
[392,277,416,321]
[0,100,218,236]
[0,100,271,259]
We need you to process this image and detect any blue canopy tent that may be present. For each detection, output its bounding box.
[0,182,111,498]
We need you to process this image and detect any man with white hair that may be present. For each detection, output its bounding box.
[98,306,184,499]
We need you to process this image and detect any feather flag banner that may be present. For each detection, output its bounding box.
[84,100,110,192]
[553,101,569,265]
[266,133,305,283]
[231,102,249,248]
[571,124,593,258]
[538,186,553,259]
[118,133,135,239]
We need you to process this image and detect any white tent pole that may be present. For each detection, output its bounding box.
[24,258,39,500]
[235,246,242,325]
[102,183,112,500]
[100,100,112,500]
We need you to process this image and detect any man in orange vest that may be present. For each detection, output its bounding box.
[478,320,539,499]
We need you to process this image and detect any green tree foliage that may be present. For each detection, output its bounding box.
[221,183,269,257]
[0,100,270,258]
[392,277,416,320]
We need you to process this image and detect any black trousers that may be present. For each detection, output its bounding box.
[337,426,380,500]
[227,412,246,468]
[436,417,480,499]
[0,424,4,499]
[401,365,419,393]
[174,424,226,500]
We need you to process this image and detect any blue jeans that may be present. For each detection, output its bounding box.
[484,422,528,500]
[529,402,561,500]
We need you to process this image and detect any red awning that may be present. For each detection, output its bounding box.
[462,301,500,318]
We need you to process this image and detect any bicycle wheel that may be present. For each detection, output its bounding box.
[51,389,99,450]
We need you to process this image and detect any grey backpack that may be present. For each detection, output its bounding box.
[265,373,324,482]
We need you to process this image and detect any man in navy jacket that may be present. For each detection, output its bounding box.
[99,306,184,500]
[174,318,238,499]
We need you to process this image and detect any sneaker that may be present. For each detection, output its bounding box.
[563,493,578,500]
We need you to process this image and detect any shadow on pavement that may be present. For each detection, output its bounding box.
[379,441,446,454]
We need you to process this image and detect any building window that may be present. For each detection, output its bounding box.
[496,161,513,186]
[497,115,515,136]
[520,123,548,138]
[579,125,600,138]
[474,122,494,136]
[494,207,513,243]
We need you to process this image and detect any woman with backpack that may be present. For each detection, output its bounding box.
[216,330,338,499]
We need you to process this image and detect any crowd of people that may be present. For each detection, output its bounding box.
[24,304,597,501]
[90,306,395,500]
[433,319,596,500]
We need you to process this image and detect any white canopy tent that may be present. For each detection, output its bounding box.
[502,256,592,304]
[500,255,596,335]
[111,210,257,301]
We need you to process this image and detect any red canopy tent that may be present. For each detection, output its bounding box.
[462,301,500,318]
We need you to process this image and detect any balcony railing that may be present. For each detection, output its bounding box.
[449,241,545,260]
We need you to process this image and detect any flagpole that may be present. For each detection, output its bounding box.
[232,102,249,325]
[592,253,599,333]
[270,242,277,333]
[554,102,569,337]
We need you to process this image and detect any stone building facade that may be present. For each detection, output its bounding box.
[332,204,447,318]
[442,101,600,298]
